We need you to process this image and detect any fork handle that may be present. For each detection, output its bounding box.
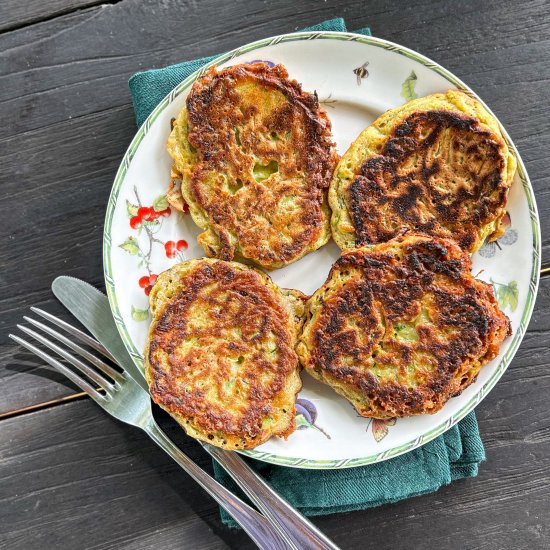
[205,444,341,550]
[144,420,297,550]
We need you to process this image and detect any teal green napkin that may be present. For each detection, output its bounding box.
[128,17,485,527]
[215,412,484,527]
[129,18,370,127]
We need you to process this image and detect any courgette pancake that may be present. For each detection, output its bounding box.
[330,90,516,253]
[144,258,306,450]
[296,234,511,418]
[167,62,338,270]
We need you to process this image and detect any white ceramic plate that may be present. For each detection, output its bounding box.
[104,32,540,469]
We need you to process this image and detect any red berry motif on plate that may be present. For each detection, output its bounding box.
[138,274,158,296]
[163,239,188,259]
[138,206,153,220]
[127,194,172,231]
[164,240,177,258]
[121,188,189,323]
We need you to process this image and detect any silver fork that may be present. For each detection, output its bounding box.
[13,292,341,550]
[9,318,296,550]
[48,276,339,550]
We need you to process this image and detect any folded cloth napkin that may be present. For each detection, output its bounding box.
[129,17,485,527]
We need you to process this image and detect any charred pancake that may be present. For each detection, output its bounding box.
[166,62,338,270]
[330,90,516,253]
[296,234,511,418]
[144,258,306,450]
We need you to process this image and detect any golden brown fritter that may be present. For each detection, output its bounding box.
[144,258,306,450]
[166,166,187,213]
[167,62,338,270]
[296,234,511,418]
[330,90,516,253]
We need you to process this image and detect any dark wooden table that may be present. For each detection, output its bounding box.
[2,1,549,548]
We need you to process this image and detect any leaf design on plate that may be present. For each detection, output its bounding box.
[370,418,396,442]
[131,305,149,322]
[119,237,140,256]
[295,414,310,429]
[400,71,418,101]
[142,218,161,228]
[126,199,139,218]
[153,194,169,212]
[492,280,519,312]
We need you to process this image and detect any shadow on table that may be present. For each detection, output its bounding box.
[129,407,258,549]
[4,349,81,393]
[6,348,280,548]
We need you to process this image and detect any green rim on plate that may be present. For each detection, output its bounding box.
[103,31,541,469]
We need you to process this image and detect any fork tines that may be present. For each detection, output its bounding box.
[9,308,123,402]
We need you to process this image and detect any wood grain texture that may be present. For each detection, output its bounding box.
[1,274,549,550]
[1,0,549,548]
[0,401,246,549]
[0,0,104,33]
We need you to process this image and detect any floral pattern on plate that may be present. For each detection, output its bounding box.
[119,187,191,319]
[368,418,396,443]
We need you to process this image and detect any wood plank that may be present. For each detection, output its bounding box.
[1,8,550,549]
[0,400,249,549]
[0,103,132,413]
[2,296,94,415]
[1,323,549,550]
[0,0,103,33]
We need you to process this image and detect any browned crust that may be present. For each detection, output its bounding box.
[166,166,187,213]
[185,62,337,268]
[299,234,511,418]
[146,260,302,447]
[349,110,510,252]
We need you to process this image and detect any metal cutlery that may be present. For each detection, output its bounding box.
[51,276,340,550]
[8,277,341,550]
[9,315,295,550]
